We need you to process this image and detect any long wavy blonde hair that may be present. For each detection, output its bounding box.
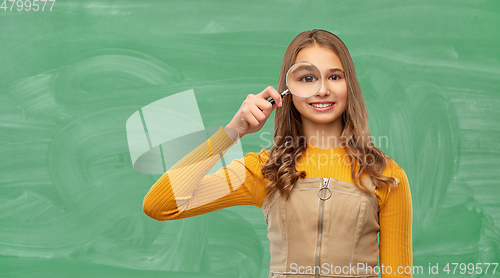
[260,29,398,199]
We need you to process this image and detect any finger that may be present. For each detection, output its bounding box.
[244,112,260,128]
[247,103,267,127]
[266,94,281,110]
[260,86,282,107]
[270,95,281,109]
[267,86,283,107]
[240,104,261,128]
[253,97,276,119]
[254,95,273,111]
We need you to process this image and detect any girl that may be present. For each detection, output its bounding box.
[143,29,413,278]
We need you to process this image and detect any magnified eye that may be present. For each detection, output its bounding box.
[300,75,318,82]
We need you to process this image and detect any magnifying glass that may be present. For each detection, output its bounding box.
[268,61,323,105]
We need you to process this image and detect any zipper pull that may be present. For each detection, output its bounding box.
[323,177,329,187]
[318,177,332,200]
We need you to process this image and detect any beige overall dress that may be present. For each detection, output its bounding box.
[262,176,380,278]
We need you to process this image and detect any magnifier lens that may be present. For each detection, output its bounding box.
[286,62,322,98]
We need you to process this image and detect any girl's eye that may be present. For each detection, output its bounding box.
[300,75,318,82]
[330,75,341,81]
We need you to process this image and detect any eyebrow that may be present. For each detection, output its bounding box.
[329,68,344,74]
[291,65,316,73]
[290,66,345,75]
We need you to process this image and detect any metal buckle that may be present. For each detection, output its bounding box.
[318,187,332,200]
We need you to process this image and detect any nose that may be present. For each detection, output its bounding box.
[314,77,331,97]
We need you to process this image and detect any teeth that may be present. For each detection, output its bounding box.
[311,103,333,108]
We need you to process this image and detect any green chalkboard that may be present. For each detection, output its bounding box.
[1,0,499,277]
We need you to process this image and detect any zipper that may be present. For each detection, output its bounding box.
[316,177,330,278]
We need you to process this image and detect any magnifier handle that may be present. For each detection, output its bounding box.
[268,89,290,105]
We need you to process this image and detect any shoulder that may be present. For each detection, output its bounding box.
[244,147,270,161]
[383,157,409,187]
[239,148,271,178]
[375,157,411,208]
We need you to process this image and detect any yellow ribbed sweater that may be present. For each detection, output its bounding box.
[143,126,413,278]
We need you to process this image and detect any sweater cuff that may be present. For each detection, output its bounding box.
[208,126,238,155]
[223,126,240,142]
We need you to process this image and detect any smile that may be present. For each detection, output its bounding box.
[309,102,335,111]
[310,103,333,108]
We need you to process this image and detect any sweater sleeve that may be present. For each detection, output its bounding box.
[142,126,268,221]
[375,159,413,278]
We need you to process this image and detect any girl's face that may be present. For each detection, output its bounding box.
[292,45,348,128]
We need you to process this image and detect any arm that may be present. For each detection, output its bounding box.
[142,126,267,221]
[377,160,413,278]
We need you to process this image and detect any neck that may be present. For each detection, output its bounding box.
[301,116,345,149]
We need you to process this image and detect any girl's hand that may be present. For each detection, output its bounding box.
[226,86,282,139]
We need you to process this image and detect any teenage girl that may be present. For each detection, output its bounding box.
[143,29,413,278]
